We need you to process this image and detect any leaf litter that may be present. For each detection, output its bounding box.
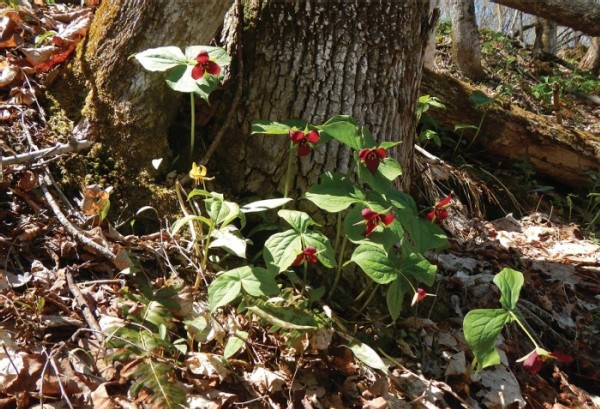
[0,1,599,409]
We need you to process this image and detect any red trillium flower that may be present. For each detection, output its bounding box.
[289,130,320,157]
[359,148,387,174]
[518,348,573,375]
[411,288,428,306]
[292,246,318,266]
[361,208,395,237]
[425,193,452,222]
[191,50,221,80]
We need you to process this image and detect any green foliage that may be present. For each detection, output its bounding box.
[105,283,187,408]
[463,268,545,372]
[416,95,446,148]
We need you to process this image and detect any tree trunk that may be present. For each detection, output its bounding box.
[448,0,484,81]
[421,69,600,186]
[533,17,557,55]
[579,37,600,76]
[424,0,440,70]
[491,0,600,37]
[207,0,434,198]
[56,0,232,210]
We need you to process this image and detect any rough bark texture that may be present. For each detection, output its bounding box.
[579,37,600,76]
[491,0,600,37]
[209,0,433,198]
[58,0,232,208]
[534,17,557,55]
[449,0,484,80]
[421,69,600,186]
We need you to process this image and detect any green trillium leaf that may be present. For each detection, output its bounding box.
[463,309,512,371]
[494,268,524,311]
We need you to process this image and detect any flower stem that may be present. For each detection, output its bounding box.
[283,141,294,198]
[190,93,196,160]
[333,212,343,256]
[327,236,347,301]
[509,310,539,349]
[358,284,379,313]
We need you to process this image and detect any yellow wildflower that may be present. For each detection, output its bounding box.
[189,162,211,186]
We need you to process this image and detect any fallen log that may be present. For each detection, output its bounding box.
[420,69,600,187]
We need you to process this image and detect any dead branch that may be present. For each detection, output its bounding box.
[0,139,92,167]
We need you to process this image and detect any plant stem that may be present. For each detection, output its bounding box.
[358,284,379,313]
[190,93,196,160]
[509,310,539,349]
[467,110,487,149]
[283,141,295,198]
[327,236,347,301]
[333,212,343,256]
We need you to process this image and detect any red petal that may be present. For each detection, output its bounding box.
[374,148,387,159]
[424,210,436,221]
[359,149,369,160]
[436,209,449,220]
[436,194,452,208]
[551,352,573,364]
[416,288,427,301]
[523,351,543,374]
[297,144,311,156]
[289,130,305,144]
[306,130,320,143]
[292,253,304,266]
[206,61,221,76]
[365,155,379,173]
[380,213,395,226]
[196,51,209,63]
[364,220,378,237]
[304,247,317,255]
[191,64,205,80]
[361,208,378,221]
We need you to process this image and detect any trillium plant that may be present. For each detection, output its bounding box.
[248,115,450,321]
[463,268,573,373]
[132,45,231,159]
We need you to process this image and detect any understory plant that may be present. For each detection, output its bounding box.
[111,42,534,407]
[463,268,572,374]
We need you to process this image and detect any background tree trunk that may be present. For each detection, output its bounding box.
[207,0,435,198]
[579,37,600,76]
[491,0,600,37]
[57,0,232,210]
[533,17,557,55]
[448,0,484,80]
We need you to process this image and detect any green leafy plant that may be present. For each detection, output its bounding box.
[416,95,446,148]
[463,268,573,373]
[105,282,188,409]
[241,114,448,325]
[133,45,231,159]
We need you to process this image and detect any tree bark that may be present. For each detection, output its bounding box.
[490,0,600,37]
[208,0,434,198]
[448,0,484,81]
[533,17,557,55]
[421,69,600,187]
[57,0,232,209]
[579,37,600,76]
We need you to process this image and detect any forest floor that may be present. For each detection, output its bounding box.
[1,2,600,409]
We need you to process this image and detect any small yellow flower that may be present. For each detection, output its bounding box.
[189,162,210,186]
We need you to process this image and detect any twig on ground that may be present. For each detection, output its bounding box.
[38,170,117,263]
[0,140,93,166]
[44,346,75,409]
[65,267,104,342]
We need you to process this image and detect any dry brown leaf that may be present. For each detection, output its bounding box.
[80,184,110,216]
[0,62,19,87]
[91,383,117,409]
